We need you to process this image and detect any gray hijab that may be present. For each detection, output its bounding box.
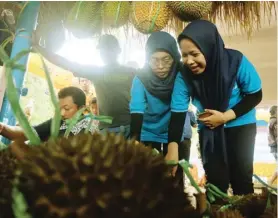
[137,31,181,103]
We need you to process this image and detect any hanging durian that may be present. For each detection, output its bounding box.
[0,148,18,218]
[35,2,74,52]
[66,1,102,38]
[13,133,198,218]
[38,1,75,24]
[168,1,212,22]
[131,1,171,34]
[35,21,66,53]
[101,1,131,29]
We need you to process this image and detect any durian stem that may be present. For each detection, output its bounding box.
[12,186,32,218]
[206,190,216,203]
[152,148,160,155]
[207,183,230,199]
[219,204,232,212]
[84,113,113,133]
[253,174,278,192]
[0,141,7,150]
[91,115,113,124]
[179,159,202,193]
[266,192,272,209]
[85,114,94,134]
[0,47,41,145]
[64,107,86,138]
[206,187,226,201]
[35,49,61,140]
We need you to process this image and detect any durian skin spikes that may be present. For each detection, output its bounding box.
[13,133,198,218]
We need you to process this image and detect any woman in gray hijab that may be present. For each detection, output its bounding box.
[130,31,190,179]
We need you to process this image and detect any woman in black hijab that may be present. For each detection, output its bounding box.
[130,31,189,178]
[169,20,262,194]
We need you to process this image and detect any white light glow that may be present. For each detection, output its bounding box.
[56,30,146,68]
[57,37,104,66]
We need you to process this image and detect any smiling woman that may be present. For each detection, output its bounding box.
[179,38,206,75]
[169,20,263,195]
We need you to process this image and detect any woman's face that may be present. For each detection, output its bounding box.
[179,38,206,75]
[149,51,174,79]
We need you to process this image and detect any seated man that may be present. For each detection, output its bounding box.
[0,86,98,142]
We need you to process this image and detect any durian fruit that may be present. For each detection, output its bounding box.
[0,148,18,218]
[66,1,103,38]
[36,2,74,52]
[168,1,212,22]
[35,22,66,53]
[13,133,198,218]
[131,1,171,34]
[101,1,131,29]
[38,1,75,23]
[212,209,244,218]
[230,194,267,218]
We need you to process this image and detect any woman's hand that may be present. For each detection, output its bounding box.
[165,142,179,176]
[198,109,236,129]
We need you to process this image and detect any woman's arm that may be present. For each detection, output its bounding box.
[169,72,191,144]
[129,77,146,141]
[200,56,262,128]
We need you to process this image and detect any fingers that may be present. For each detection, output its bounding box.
[205,109,216,114]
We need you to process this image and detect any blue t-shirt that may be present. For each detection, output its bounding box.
[130,76,189,143]
[171,55,262,128]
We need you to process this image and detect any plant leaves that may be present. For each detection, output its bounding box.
[12,186,32,218]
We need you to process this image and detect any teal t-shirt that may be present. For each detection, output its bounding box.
[171,55,262,128]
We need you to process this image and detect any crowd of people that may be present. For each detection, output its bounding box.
[0,20,276,193]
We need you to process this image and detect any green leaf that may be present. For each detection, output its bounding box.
[16,2,29,25]
[253,174,278,192]
[0,46,41,145]
[11,49,32,63]
[91,115,113,124]
[179,159,202,193]
[5,66,41,145]
[152,148,159,155]
[166,160,178,165]
[0,35,13,49]
[0,44,11,62]
[64,108,86,138]
[36,51,61,140]
[12,187,32,218]
[0,141,8,150]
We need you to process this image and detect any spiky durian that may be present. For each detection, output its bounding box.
[13,133,198,218]
[168,1,212,22]
[212,209,244,218]
[101,1,131,29]
[229,194,267,218]
[0,148,18,218]
[66,1,102,38]
[131,1,171,34]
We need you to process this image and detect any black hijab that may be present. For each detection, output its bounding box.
[137,31,181,103]
[178,20,243,165]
